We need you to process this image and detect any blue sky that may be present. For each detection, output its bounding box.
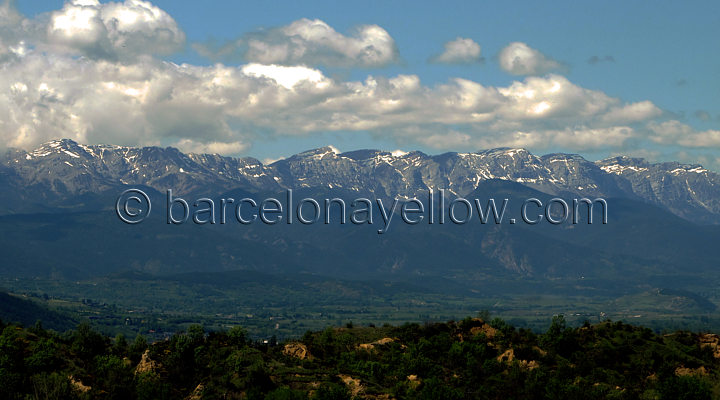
[5,0,720,167]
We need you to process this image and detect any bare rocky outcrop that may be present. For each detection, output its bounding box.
[283,342,311,360]
[358,337,396,350]
[675,366,708,377]
[699,333,720,358]
[69,376,91,393]
[407,374,421,389]
[135,349,160,375]
[186,383,204,400]
[338,374,364,397]
[469,322,498,339]
[496,348,539,370]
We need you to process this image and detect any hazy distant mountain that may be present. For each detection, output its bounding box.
[2,139,720,224]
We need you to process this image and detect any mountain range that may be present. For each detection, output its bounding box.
[0,140,720,318]
[2,139,720,224]
[2,139,720,331]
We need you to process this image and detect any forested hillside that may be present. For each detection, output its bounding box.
[1,316,718,399]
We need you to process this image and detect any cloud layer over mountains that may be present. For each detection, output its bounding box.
[0,0,717,168]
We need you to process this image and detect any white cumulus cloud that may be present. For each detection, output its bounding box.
[195,18,399,68]
[241,63,330,90]
[0,0,713,160]
[0,43,668,155]
[648,120,720,148]
[431,37,482,64]
[46,0,185,60]
[498,42,561,75]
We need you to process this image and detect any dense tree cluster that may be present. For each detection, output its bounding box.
[0,316,718,399]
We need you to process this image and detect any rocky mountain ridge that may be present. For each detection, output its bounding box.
[2,139,720,223]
